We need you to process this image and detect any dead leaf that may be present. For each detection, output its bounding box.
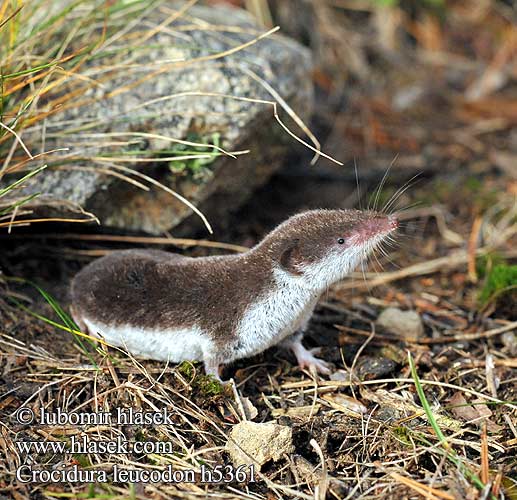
[321,393,367,415]
[271,405,321,419]
[448,393,503,433]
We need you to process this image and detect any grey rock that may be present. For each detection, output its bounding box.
[376,307,424,339]
[8,2,313,234]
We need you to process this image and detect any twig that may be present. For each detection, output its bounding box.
[310,439,328,500]
[2,232,249,252]
[468,216,483,282]
[388,471,455,500]
[334,320,517,345]
[278,378,517,410]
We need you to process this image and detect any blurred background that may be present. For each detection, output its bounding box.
[226,0,517,230]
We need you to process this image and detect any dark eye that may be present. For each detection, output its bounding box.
[337,238,345,245]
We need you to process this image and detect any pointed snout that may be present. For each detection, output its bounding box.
[352,213,398,245]
[364,214,398,235]
[388,214,398,230]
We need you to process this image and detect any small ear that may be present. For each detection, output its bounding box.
[279,239,303,275]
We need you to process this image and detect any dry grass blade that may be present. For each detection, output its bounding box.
[279,378,517,410]
[336,246,515,290]
[7,232,249,253]
[468,215,483,282]
[101,162,213,234]
[132,90,342,165]
[79,131,241,158]
[334,319,517,345]
[0,217,97,229]
[388,471,455,500]
[0,121,33,159]
[310,439,328,500]
[240,66,325,165]
[0,5,22,31]
[481,422,489,485]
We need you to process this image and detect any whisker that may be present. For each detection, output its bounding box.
[383,173,422,213]
[360,258,373,295]
[383,182,417,214]
[374,154,398,212]
[378,242,400,269]
[354,158,362,210]
[360,259,367,284]
[376,248,390,262]
[383,240,398,249]
[377,241,391,257]
[395,219,426,229]
[385,234,398,244]
[382,241,397,249]
[393,232,422,242]
[370,245,385,274]
[382,172,421,213]
[383,172,420,210]
[391,200,424,215]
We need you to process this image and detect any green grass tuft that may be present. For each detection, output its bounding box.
[5,276,103,368]
[479,262,517,307]
[409,352,490,495]
[195,374,224,396]
[168,133,222,182]
[177,360,196,380]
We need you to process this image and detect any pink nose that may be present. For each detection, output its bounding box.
[388,215,398,230]
[366,216,397,233]
[352,215,398,245]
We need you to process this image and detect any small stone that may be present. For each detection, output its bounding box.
[226,421,294,469]
[240,396,258,421]
[329,370,349,381]
[356,356,396,380]
[501,331,517,356]
[376,307,424,339]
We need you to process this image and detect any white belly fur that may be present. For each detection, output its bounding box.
[81,266,321,364]
[235,267,320,358]
[82,318,212,362]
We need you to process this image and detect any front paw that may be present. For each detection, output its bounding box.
[297,349,332,375]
